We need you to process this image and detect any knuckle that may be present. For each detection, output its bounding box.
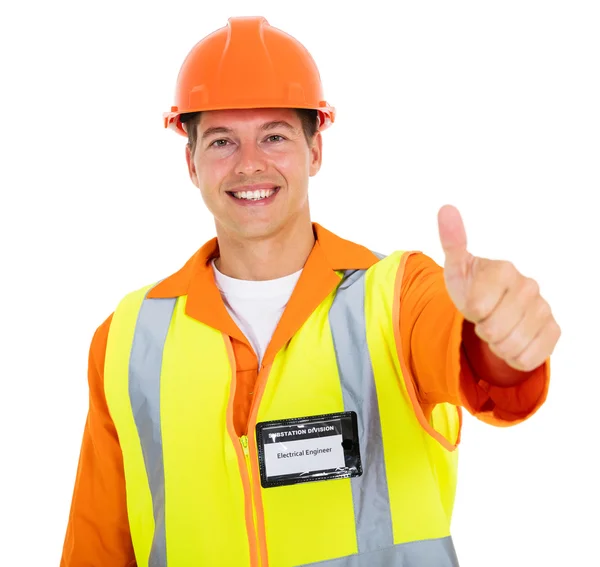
[514,349,537,371]
[479,324,494,343]
[551,320,562,342]
[522,277,540,298]
[488,342,505,360]
[510,337,526,358]
[502,330,527,358]
[466,298,489,321]
[537,299,552,320]
[499,260,516,279]
[479,320,501,344]
[494,345,510,361]
[516,358,535,372]
[481,323,501,344]
[474,323,488,341]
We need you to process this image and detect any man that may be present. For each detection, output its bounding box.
[61,16,560,567]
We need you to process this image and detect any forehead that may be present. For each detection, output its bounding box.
[198,108,301,131]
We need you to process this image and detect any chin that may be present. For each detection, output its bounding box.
[225,219,283,241]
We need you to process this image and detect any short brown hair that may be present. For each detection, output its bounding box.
[181,109,319,154]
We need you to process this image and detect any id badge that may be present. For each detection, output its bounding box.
[256,411,362,488]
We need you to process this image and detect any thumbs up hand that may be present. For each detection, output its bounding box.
[437,205,560,373]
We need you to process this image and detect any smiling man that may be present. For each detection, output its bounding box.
[60,16,560,567]
[182,108,321,282]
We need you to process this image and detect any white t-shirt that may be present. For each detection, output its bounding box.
[211,260,303,364]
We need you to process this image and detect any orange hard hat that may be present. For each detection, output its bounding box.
[163,16,336,137]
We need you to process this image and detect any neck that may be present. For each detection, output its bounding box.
[214,219,315,281]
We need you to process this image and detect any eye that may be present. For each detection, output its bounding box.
[266,134,285,143]
[209,139,229,148]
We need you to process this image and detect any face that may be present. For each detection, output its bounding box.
[186,108,322,241]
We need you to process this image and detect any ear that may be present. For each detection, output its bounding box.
[309,132,323,177]
[185,144,200,188]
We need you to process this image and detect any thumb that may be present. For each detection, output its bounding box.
[438,204,470,277]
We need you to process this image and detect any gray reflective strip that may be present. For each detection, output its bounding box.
[301,536,459,566]
[328,269,459,567]
[329,269,393,553]
[129,296,176,567]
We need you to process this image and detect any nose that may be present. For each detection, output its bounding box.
[234,142,267,176]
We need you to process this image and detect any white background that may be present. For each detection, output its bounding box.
[1,1,599,565]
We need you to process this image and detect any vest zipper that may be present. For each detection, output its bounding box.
[239,363,272,567]
[240,435,261,566]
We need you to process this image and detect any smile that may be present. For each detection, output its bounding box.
[229,187,279,200]
[227,187,280,203]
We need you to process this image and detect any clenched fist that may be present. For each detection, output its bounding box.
[438,204,561,373]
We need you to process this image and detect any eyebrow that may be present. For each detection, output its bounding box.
[261,121,299,134]
[201,120,299,140]
[201,126,232,140]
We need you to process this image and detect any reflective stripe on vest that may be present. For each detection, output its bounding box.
[329,267,393,552]
[129,296,174,566]
[300,536,458,566]
[104,250,460,566]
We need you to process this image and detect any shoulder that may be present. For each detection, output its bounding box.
[371,250,442,279]
[90,312,114,363]
[90,280,160,363]
[402,251,443,278]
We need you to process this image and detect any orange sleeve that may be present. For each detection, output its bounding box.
[60,313,136,567]
[399,252,550,427]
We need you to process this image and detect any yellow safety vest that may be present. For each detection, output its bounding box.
[104,251,461,566]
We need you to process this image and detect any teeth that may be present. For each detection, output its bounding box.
[233,188,276,200]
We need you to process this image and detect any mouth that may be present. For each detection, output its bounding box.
[226,186,281,204]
